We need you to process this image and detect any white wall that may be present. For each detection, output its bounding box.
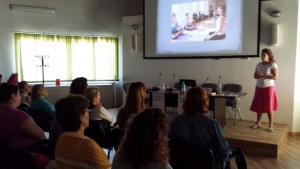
[46,84,114,108]
[122,1,300,132]
[0,0,299,131]
[0,0,135,107]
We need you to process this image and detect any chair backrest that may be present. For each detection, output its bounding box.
[0,138,38,169]
[201,83,218,93]
[169,139,215,169]
[223,84,242,93]
[84,119,113,149]
[173,82,180,90]
[179,79,197,88]
[27,109,54,132]
[123,82,132,93]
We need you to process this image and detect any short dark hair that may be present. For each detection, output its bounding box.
[0,83,19,103]
[18,81,29,94]
[69,77,88,95]
[55,95,89,131]
[182,87,209,115]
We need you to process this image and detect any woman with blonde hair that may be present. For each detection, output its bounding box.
[84,87,115,125]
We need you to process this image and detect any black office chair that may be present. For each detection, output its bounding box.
[201,83,218,117]
[169,139,247,169]
[27,109,54,132]
[17,103,29,113]
[169,139,215,169]
[165,92,178,113]
[179,79,197,89]
[223,84,243,125]
[0,138,38,169]
[84,119,114,159]
[201,83,218,93]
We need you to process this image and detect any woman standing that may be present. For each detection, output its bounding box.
[250,48,278,132]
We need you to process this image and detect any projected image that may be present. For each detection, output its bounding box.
[171,0,227,42]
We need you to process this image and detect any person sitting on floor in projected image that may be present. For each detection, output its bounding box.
[171,13,184,40]
[183,12,196,31]
[169,87,231,169]
[204,6,226,41]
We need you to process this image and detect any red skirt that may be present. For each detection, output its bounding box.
[250,86,278,113]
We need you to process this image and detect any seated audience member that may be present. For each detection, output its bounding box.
[84,87,115,125]
[112,108,172,169]
[17,81,31,112]
[29,84,55,118]
[69,77,88,96]
[55,95,111,169]
[169,87,231,169]
[0,83,46,148]
[29,84,55,132]
[0,83,50,169]
[49,77,88,158]
[116,82,147,129]
[113,82,147,149]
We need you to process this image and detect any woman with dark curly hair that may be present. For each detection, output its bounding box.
[112,108,172,169]
[169,87,231,169]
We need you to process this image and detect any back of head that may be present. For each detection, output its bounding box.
[69,77,88,95]
[18,81,29,94]
[118,82,146,125]
[118,108,169,168]
[182,87,209,115]
[0,83,19,103]
[84,87,99,104]
[55,95,89,131]
[31,84,44,100]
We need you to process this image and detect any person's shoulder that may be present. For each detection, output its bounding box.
[271,62,278,68]
[147,162,173,169]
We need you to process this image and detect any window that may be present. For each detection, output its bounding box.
[14,33,119,82]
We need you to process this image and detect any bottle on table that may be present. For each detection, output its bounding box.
[181,81,186,93]
[218,75,222,94]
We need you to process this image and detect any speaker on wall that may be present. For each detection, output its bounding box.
[131,34,138,52]
[271,24,279,46]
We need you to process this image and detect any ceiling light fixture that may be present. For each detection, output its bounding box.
[9,4,56,14]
